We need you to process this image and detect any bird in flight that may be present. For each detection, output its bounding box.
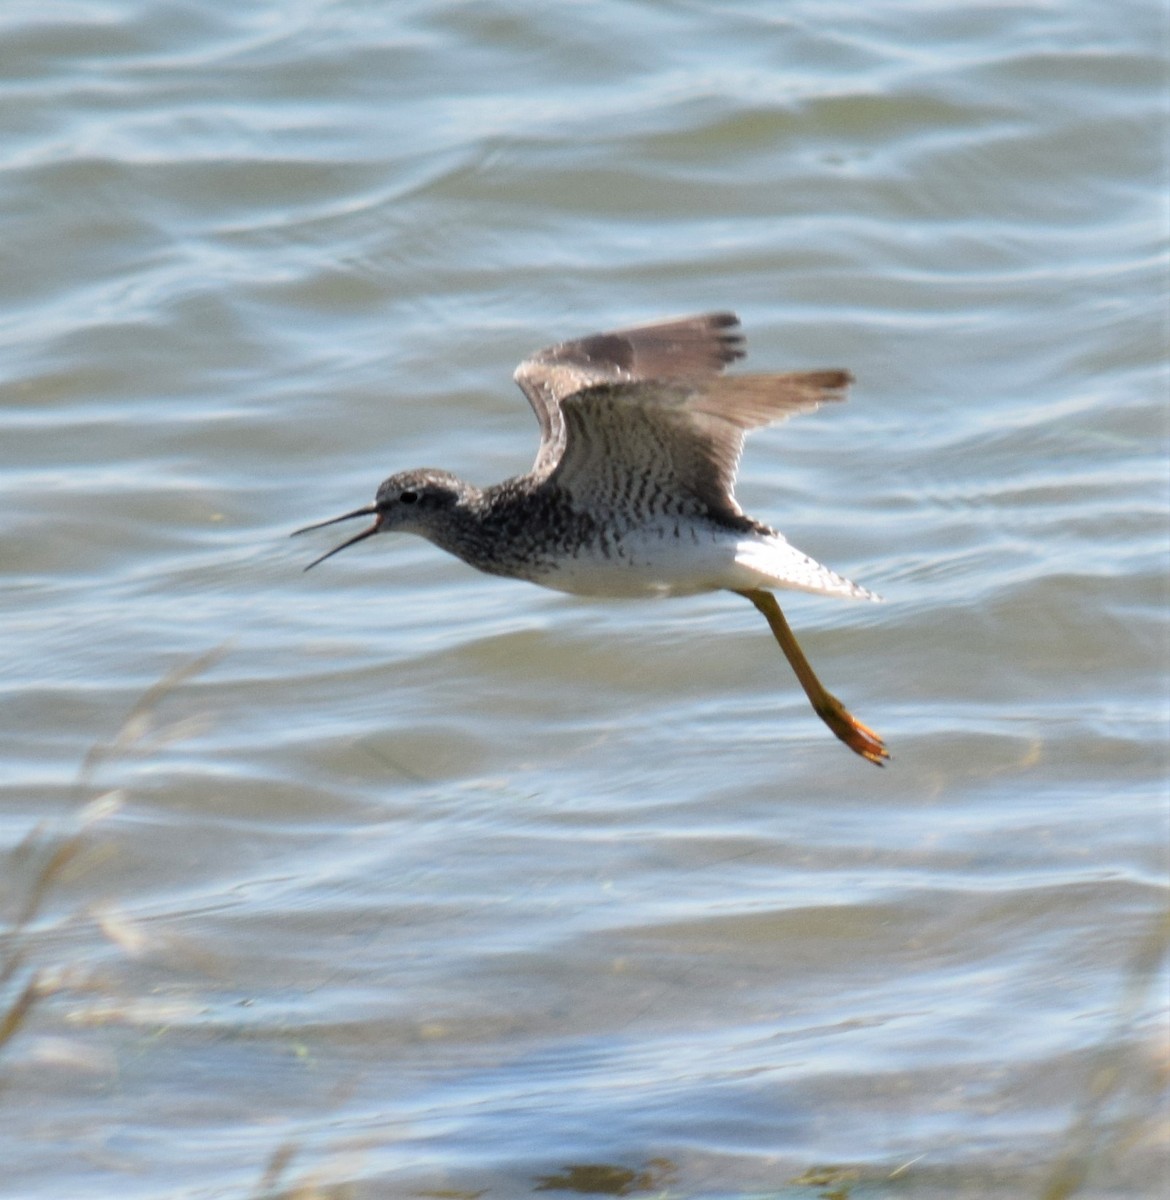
[294,312,888,764]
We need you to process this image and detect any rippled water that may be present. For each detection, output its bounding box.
[2,2,1167,1198]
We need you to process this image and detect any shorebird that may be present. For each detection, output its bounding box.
[294,313,887,764]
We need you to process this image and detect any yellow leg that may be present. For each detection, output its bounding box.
[734,588,889,766]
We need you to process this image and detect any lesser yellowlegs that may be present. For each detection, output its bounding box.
[294,313,887,764]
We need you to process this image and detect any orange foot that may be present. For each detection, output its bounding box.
[815,695,890,766]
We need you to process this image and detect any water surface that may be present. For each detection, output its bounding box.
[1,1,1167,1197]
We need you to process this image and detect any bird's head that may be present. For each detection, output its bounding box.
[293,468,468,569]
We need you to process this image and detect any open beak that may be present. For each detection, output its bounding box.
[291,505,380,571]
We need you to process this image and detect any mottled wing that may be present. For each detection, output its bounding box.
[548,371,853,520]
[513,312,745,476]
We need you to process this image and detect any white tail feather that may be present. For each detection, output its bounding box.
[734,535,879,601]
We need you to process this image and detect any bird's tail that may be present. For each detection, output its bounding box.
[735,534,879,601]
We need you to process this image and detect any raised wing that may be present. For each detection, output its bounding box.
[548,370,852,522]
[513,312,745,476]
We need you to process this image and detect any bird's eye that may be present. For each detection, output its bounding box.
[399,490,419,504]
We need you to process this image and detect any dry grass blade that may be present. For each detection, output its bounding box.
[253,1141,299,1196]
[77,641,230,785]
[1,644,231,1074]
[1038,907,1170,1200]
[0,973,40,1052]
[0,835,85,992]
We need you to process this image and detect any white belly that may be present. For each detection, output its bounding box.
[527,523,744,598]
[521,523,875,602]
